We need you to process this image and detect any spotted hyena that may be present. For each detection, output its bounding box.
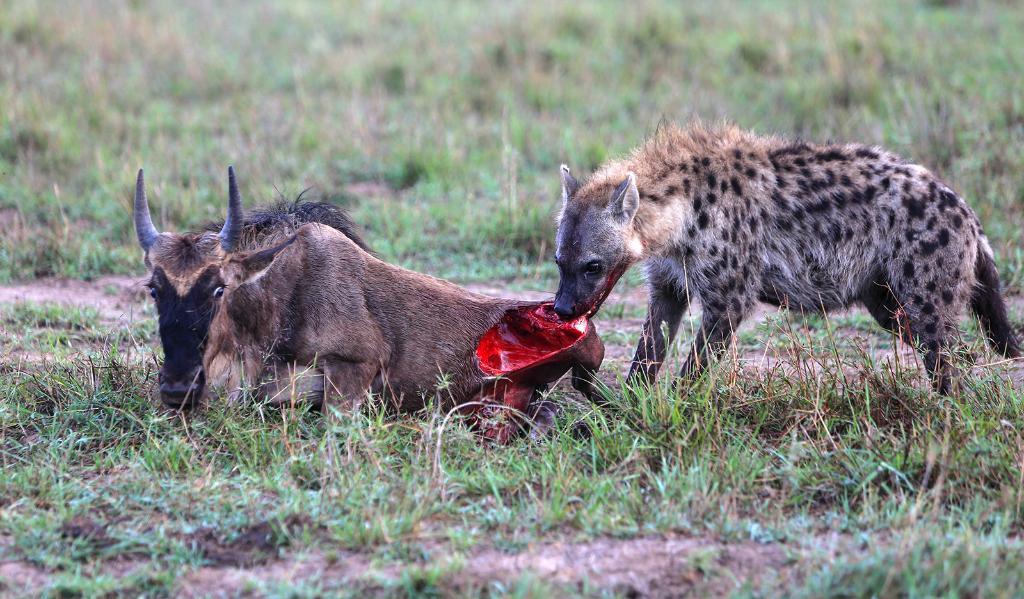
[553,122,1019,393]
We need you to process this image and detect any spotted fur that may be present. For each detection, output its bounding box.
[555,122,1019,393]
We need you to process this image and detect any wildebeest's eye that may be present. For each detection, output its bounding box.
[213,286,225,299]
[583,260,603,276]
[149,287,158,299]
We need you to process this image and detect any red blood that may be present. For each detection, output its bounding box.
[584,263,629,317]
[471,268,625,443]
[477,303,588,376]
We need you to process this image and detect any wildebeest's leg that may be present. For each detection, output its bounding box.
[257,361,325,408]
[627,284,689,387]
[322,359,379,410]
[571,364,604,404]
[527,387,557,441]
[570,320,606,404]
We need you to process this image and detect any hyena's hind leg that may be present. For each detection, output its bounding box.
[887,246,975,395]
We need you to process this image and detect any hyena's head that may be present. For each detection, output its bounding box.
[553,165,644,320]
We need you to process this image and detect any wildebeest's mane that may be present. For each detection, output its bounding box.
[201,190,371,252]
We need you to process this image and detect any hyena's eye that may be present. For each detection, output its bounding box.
[583,260,603,276]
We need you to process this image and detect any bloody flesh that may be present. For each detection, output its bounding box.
[470,266,622,443]
[476,265,627,377]
[477,303,588,376]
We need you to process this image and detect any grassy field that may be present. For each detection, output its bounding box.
[2,0,1024,596]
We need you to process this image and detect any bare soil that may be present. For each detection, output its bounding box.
[0,529,852,598]
[172,533,814,597]
[0,274,146,324]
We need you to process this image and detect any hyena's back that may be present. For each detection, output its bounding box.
[641,129,1018,371]
[747,142,983,314]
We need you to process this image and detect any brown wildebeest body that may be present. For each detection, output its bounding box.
[205,223,604,441]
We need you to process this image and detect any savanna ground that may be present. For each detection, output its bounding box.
[2,0,1024,597]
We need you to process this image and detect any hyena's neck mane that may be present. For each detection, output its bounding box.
[588,122,757,197]
[579,122,765,254]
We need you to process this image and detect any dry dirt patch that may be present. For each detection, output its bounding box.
[458,535,792,597]
[0,274,145,325]
[174,534,799,598]
[0,562,50,598]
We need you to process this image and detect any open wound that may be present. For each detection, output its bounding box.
[470,303,592,443]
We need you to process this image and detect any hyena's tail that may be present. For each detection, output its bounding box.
[971,249,1021,358]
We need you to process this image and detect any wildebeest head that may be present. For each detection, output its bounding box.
[134,167,244,409]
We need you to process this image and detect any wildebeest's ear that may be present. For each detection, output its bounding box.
[239,235,297,281]
[560,164,579,205]
[607,172,639,224]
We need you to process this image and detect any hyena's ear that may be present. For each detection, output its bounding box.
[238,235,298,282]
[560,164,579,205]
[607,172,640,224]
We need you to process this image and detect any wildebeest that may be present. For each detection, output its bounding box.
[132,167,368,409]
[201,174,605,442]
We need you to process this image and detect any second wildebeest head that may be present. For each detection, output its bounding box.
[553,165,644,320]
[132,167,368,409]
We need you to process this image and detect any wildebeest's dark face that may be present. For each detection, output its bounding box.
[144,238,226,408]
[133,168,243,409]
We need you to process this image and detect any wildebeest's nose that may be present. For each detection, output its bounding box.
[159,368,205,409]
[553,298,577,321]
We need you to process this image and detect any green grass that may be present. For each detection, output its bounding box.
[2,304,1023,595]
[1,0,1022,284]
[1,301,154,357]
[2,0,1024,596]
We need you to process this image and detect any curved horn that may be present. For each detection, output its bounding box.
[133,168,160,251]
[219,165,244,252]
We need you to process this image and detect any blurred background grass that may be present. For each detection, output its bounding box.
[1,0,1022,285]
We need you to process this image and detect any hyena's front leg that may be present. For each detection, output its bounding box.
[627,285,689,387]
[678,282,753,381]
